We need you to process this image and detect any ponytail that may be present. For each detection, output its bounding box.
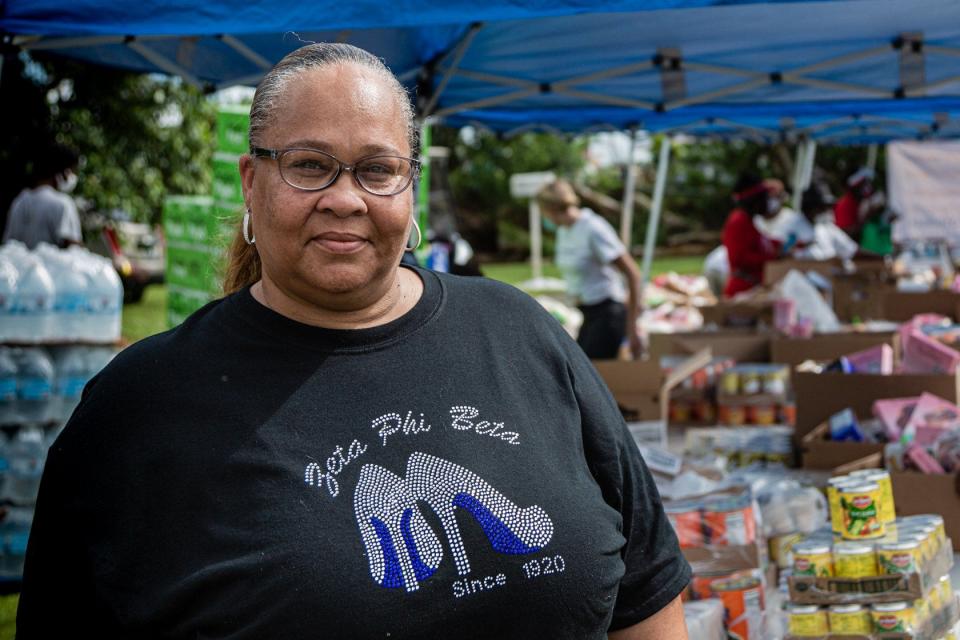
[222,224,261,295]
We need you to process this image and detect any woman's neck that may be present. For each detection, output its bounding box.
[251,267,424,330]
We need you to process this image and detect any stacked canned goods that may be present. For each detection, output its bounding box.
[785,510,954,638]
[716,363,794,426]
[664,489,758,549]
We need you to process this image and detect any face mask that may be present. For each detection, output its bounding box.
[542,216,558,232]
[56,171,78,193]
[766,196,782,216]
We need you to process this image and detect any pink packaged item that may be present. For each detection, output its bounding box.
[872,397,920,442]
[843,344,894,374]
[899,329,960,374]
[908,313,952,330]
[774,299,797,335]
[906,443,946,474]
[902,392,960,446]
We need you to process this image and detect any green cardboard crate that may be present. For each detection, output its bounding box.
[216,105,250,155]
[167,246,220,292]
[163,195,212,244]
[212,152,244,204]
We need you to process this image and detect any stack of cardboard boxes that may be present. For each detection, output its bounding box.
[164,105,248,327]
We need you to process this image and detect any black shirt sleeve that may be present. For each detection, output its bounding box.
[566,350,691,630]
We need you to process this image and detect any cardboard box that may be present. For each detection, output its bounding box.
[793,369,960,440]
[592,350,713,424]
[700,301,775,329]
[891,470,960,551]
[649,329,771,363]
[763,258,842,286]
[771,331,898,369]
[831,273,895,322]
[800,420,886,469]
[880,291,960,322]
[216,104,250,155]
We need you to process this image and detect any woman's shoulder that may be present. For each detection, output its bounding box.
[433,271,546,314]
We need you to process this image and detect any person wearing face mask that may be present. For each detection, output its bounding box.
[721,173,784,298]
[3,143,83,249]
[753,178,814,247]
[833,167,876,242]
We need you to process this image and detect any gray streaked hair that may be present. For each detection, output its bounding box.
[248,42,418,153]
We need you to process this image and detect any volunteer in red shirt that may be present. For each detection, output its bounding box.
[722,173,783,298]
[834,167,875,241]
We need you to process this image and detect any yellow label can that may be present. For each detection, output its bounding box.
[833,542,878,578]
[788,604,829,637]
[827,476,858,534]
[940,574,953,608]
[878,541,922,575]
[839,482,885,540]
[829,604,872,635]
[860,470,895,524]
[871,601,915,633]
[792,542,834,577]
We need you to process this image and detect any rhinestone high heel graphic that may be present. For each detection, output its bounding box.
[406,452,554,576]
[353,464,443,592]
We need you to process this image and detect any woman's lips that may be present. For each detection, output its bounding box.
[312,233,368,254]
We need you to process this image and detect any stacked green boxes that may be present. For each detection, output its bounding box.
[164,104,250,327]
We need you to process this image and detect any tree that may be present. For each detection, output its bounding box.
[0,51,215,229]
[436,127,587,256]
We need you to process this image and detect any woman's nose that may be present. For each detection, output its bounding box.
[314,170,368,217]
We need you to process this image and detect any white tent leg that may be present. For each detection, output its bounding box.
[867,143,879,171]
[791,141,807,213]
[640,136,672,287]
[620,127,640,246]
[530,201,543,282]
[802,140,818,190]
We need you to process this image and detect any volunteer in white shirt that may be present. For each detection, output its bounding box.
[3,144,83,249]
[537,179,643,359]
[796,186,859,261]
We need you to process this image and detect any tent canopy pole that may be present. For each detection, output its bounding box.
[640,136,672,288]
[619,127,640,246]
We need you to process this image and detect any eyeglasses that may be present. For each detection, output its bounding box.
[251,147,420,196]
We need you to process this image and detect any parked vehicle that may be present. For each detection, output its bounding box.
[83,209,165,303]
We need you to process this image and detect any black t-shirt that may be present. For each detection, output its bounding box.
[18,267,689,639]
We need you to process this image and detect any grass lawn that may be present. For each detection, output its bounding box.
[120,254,705,344]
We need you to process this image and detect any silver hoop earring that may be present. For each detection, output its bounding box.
[406,216,422,252]
[242,209,256,245]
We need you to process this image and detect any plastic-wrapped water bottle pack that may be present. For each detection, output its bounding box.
[0,241,123,343]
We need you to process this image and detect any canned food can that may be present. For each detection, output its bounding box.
[741,370,761,395]
[690,570,743,601]
[792,542,833,577]
[669,400,692,424]
[788,604,828,637]
[940,574,953,607]
[827,476,859,535]
[748,403,777,426]
[871,601,915,633]
[711,574,765,640]
[762,367,788,395]
[721,370,740,395]
[852,469,895,524]
[833,542,878,578]
[664,502,703,549]
[718,403,747,426]
[839,482,885,539]
[703,493,756,546]
[829,604,872,635]
[878,541,922,575]
[770,532,805,569]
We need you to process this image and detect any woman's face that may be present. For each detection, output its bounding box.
[240,64,412,306]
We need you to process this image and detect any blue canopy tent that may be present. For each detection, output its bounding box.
[4,0,960,277]
[5,0,960,142]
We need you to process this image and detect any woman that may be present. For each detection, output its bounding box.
[537,180,643,360]
[18,44,689,639]
[722,173,783,298]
